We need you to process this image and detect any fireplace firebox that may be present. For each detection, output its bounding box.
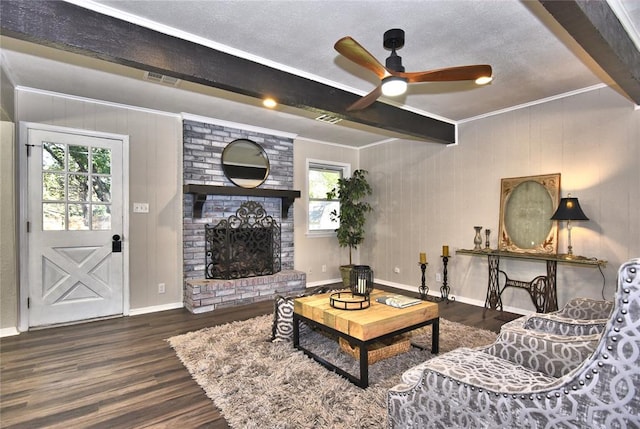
[205,201,281,279]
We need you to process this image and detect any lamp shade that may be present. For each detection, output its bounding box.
[551,197,589,221]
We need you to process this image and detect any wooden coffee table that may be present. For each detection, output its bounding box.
[293,289,439,388]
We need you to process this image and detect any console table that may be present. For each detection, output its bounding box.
[457,249,606,313]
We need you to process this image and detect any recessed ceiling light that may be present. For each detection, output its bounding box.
[263,98,278,108]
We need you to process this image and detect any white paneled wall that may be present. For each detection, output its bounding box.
[15,89,183,313]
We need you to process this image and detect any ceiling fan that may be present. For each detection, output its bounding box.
[334,29,493,111]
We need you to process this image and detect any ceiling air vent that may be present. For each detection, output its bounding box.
[143,71,180,86]
[315,114,342,124]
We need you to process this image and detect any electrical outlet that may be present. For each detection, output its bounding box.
[393,267,400,274]
[158,283,166,294]
[436,273,442,282]
[321,264,327,272]
[133,202,149,213]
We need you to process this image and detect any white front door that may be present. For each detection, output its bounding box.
[25,125,126,328]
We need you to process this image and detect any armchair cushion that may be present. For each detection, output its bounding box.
[484,329,599,378]
[396,347,558,394]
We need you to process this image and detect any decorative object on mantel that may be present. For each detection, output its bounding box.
[473,226,483,250]
[418,252,429,300]
[183,184,301,218]
[221,138,270,188]
[498,173,561,254]
[550,194,589,258]
[433,246,455,304]
[485,229,491,250]
[326,169,373,288]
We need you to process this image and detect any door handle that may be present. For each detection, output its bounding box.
[112,234,122,253]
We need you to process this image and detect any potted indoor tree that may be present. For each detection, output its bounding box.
[327,169,373,288]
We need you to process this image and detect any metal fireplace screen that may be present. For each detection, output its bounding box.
[205,201,281,279]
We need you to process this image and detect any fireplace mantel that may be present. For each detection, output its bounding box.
[184,184,301,218]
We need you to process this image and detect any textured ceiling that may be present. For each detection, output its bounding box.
[1,0,639,147]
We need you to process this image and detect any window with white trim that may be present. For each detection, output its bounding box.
[307,161,350,233]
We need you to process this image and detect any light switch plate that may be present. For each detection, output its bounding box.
[133,202,149,213]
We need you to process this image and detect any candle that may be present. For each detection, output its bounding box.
[442,245,449,257]
[419,252,427,264]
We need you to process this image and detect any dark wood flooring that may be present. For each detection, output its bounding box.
[0,286,519,429]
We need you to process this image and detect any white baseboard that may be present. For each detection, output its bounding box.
[129,302,184,316]
[0,327,20,337]
[306,278,342,288]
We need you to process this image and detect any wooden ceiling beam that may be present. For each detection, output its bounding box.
[0,0,455,143]
[539,0,640,105]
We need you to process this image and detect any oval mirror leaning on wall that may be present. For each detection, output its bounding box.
[221,139,270,188]
[498,173,561,254]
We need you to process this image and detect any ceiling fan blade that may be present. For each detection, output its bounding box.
[335,36,391,80]
[398,65,493,83]
[346,85,383,111]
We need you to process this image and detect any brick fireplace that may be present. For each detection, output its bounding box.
[182,119,305,313]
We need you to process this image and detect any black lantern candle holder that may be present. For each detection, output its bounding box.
[350,265,374,296]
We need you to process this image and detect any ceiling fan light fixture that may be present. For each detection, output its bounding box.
[475,75,493,85]
[381,76,408,96]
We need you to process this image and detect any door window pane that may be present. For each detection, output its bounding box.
[92,148,111,174]
[92,205,111,230]
[92,176,111,202]
[42,142,65,171]
[68,145,89,172]
[68,204,90,230]
[43,203,66,230]
[43,172,66,201]
[68,174,89,201]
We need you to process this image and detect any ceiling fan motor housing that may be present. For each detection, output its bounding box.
[383,28,406,72]
[383,29,405,49]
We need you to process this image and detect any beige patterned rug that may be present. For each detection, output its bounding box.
[168,314,497,429]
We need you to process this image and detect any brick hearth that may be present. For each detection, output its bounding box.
[184,270,306,313]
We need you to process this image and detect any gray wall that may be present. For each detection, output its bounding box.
[358,86,639,313]
[3,83,638,332]
[13,88,184,322]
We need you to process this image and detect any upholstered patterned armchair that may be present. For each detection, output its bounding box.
[501,297,613,338]
[388,258,640,428]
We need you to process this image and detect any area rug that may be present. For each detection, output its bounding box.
[167,314,497,429]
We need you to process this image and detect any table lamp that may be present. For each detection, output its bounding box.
[551,194,589,257]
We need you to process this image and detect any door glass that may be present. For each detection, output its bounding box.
[92,205,111,230]
[68,174,89,201]
[68,145,89,172]
[42,172,65,200]
[42,143,65,171]
[68,204,90,230]
[41,142,113,231]
[92,147,111,174]
[92,176,111,202]
[42,203,66,230]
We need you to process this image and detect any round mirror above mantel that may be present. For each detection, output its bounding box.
[221,139,270,188]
